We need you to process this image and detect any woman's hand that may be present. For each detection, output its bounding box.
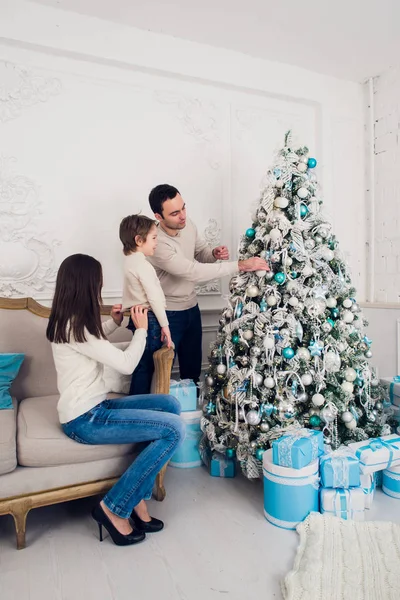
[130,305,148,331]
[161,326,172,348]
[110,304,124,326]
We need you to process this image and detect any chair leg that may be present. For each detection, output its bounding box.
[154,464,168,501]
[11,506,29,550]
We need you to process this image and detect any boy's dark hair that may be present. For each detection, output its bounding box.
[149,184,180,216]
[119,214,156,256]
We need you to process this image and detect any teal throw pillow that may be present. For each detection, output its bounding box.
[0,354,25,409]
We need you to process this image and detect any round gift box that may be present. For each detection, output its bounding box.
[382,464,400,499]
[169,410,203,468]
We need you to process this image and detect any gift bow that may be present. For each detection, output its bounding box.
[170,379,194,396]
[356,436,400,469]
[320,447,356,488]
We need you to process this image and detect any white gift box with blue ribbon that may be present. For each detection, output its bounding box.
[263,449,319,530]
[360,473,375,509]
[210,453,236,478]
[348,434,400,474]
[382,464,400,499]
[320,448,360,489]
[380,376,400,407]
[320,487,365,521]
[272,428,324,469]
[169,410,202,468]
[169,379,197,412]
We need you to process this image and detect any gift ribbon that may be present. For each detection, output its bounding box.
[390,376,400,403]
[320,447,356,488]
[170,379,194,396]
[333,489,353,519]
[277,429,316,467]
[355,436,400,469]
[212,453,228,476]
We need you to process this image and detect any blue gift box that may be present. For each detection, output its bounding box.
[210,452,236,478]
[263,449,319,530]
[380,376,400,407]
[272,429,324,469]
[320,449,360,488]
[382,465,400,499]
[169,410,202,468]
[169,379,197,412]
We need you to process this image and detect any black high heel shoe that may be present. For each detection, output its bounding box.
[91,504,146,546]
[130,510,164,533]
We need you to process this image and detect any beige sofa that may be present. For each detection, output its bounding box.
[0,297,174,549]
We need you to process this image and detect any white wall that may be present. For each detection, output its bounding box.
[0,0,365,318]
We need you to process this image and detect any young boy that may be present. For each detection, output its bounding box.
[120,214,172,395]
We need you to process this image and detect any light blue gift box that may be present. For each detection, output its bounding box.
[380,376,400,407]
[272,428,324,469]
[210,453,236,478]
[382,465,400,499]
[169,410,202,468]
[320,449,360,488]
[169,379,197,412]
[263,449,319,530]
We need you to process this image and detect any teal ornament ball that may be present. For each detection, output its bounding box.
[226,447,236,459]
[232,334,240,344]
[308,157,317,168]
[300,204,309,218]
[246,228,256,239]
[282,347,295,360]
[291,271,298,279]
[255,448,265,460]
[309,414,322,427]
[355,377,364,387]
[326,318,335,327]
[260,299,267,312]
[330,307,340,319]
[274,271,286,284]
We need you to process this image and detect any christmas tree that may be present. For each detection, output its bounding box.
[201,132,393,480]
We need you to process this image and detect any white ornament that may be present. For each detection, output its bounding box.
[274,196,289,209]
[297,162,308,173]
[216,364,227,375]
[344,367,357,382]
[324,351,341,373]
[301,373,313,386]
[269,228,282,242]
[297,187,309,199]
[345,419,357,430]
[288,296,299,307]
[260,422,270,432]
[264,336,275,350]
[341,411,354,423]
[337,341,347,352]
[246,285,259,298]
[225,309,233,319]
[341,381,354,394]
[302,265,314,277]
[321,406,336,423]
[275,179,284,188]
[243,330,254,341]
[253,373,264,387]
[321,247,334,261]
[342,298,353,309]
[312,393,325,407]
[264,376,275,389]
[342,310,354,323]
[304,238,315,250]
[256,270,267,277]
[326,297,337,308]
[266,296,277,307]
[246,410,261,426]
[284,257,293,267]
[319,228,329,239]
[297,347,311,361]
[299,156,309,164]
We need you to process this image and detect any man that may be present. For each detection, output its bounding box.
[148,184,268,385]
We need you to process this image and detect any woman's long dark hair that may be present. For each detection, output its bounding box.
[46,254,106,343]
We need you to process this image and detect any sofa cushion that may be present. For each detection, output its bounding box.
[0,398,18,475]
[17,395,136,467]
[0,454,136,500]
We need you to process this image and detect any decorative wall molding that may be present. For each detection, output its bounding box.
[0,60,61,123]
[154,91,222,169]
[196,218,222,296]
[0,156,59,297]
[234,107,303,142]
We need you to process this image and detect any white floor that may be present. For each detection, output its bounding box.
[0,467,399,600]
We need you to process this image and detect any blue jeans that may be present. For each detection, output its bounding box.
[62,394,184,518]
[168,305,202,385]
[127,311,162,395]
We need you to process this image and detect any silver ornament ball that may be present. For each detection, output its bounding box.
[260,422,270,433]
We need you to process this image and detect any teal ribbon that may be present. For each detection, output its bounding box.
[355,436,400,469]
[390,376,400,403]
[335,489,349,519]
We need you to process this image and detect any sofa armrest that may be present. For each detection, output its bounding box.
[152,346,174,395]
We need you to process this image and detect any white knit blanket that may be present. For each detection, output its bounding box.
[282,512,400,600]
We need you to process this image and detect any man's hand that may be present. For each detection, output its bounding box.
[212,245,230,260]
[238,258,269,272]
[130,305,148,330]
[110,304,124,326]
[161,326,173,348]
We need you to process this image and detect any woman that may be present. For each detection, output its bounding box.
[46,254,184,546]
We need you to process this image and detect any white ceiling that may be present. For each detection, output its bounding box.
[30,0,399,81]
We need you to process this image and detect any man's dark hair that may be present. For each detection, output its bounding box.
[149,184,180,216]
